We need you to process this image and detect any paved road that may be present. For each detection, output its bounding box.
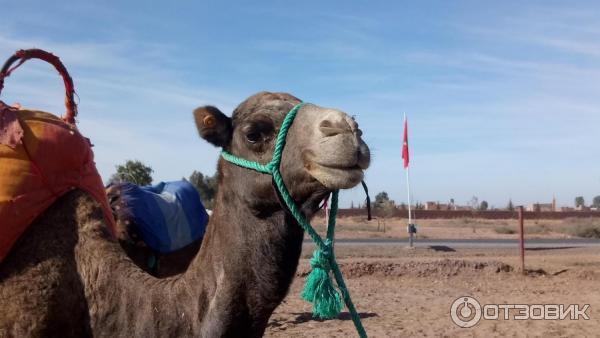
[303,238,600,248]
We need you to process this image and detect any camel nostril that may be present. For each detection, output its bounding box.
[357,143,371,169]
[319,119,350,137]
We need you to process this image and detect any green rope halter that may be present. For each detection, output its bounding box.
[221,102,367,338]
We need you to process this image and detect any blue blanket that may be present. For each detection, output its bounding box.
[116,180,208,253]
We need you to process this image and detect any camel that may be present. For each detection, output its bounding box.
[0,91,371,337]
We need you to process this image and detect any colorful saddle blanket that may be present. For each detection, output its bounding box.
[0,102,116,262]
[110,180,208,253]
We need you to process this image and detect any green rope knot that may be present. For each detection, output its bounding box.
[310,242,332,270]
[301,240,343,319]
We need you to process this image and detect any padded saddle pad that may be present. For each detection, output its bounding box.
[110,180,208,253]
[0,102,115,262]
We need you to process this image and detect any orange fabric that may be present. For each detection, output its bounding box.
[0,101,115,262]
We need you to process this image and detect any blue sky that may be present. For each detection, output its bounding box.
[1,1,599,208]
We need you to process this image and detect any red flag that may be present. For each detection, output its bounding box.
[402,117,409,168]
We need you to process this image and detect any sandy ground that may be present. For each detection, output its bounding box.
[311,216,600,240]
[265,244,600,337]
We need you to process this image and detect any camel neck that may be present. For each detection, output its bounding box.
[181,189,305,324]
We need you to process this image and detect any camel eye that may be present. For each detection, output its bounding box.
[246,131,261,144]
[242,118,274,145]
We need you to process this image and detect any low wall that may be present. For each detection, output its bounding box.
[320,208,600,220]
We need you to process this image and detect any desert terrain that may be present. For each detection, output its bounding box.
[265,217,600,337]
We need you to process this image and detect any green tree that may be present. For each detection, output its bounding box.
[592,196,600,208]
[109,160,153,186]
[189,171,218,208]
[479,200,489,211]
[575,196,585,208]
[374,191,396,217]
[507,199,514,212]
[380,200,396,218]
[374,192,390,205]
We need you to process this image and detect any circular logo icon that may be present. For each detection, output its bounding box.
[451,296,482,328]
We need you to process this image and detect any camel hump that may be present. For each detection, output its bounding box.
[108,180,209,253]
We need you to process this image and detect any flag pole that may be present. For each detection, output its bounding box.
[404,112,414,248]
[406,164,414,247]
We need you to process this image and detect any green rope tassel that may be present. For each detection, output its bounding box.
[301,242,342,319]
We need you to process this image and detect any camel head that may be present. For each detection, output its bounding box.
[194,92,370,214]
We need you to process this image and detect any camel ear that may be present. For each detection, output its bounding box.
[193,106,232,148]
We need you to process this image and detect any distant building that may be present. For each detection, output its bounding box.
[527,196,557,212]
[527,203,554,212]
[425,201,437,210]
[425,201,450,210]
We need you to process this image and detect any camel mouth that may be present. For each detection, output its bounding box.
[317,163,362,171]
[302,141,370,190]
[306,162,365,189]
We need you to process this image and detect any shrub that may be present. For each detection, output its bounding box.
[494,226,516,234]
[569,225,600,238]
